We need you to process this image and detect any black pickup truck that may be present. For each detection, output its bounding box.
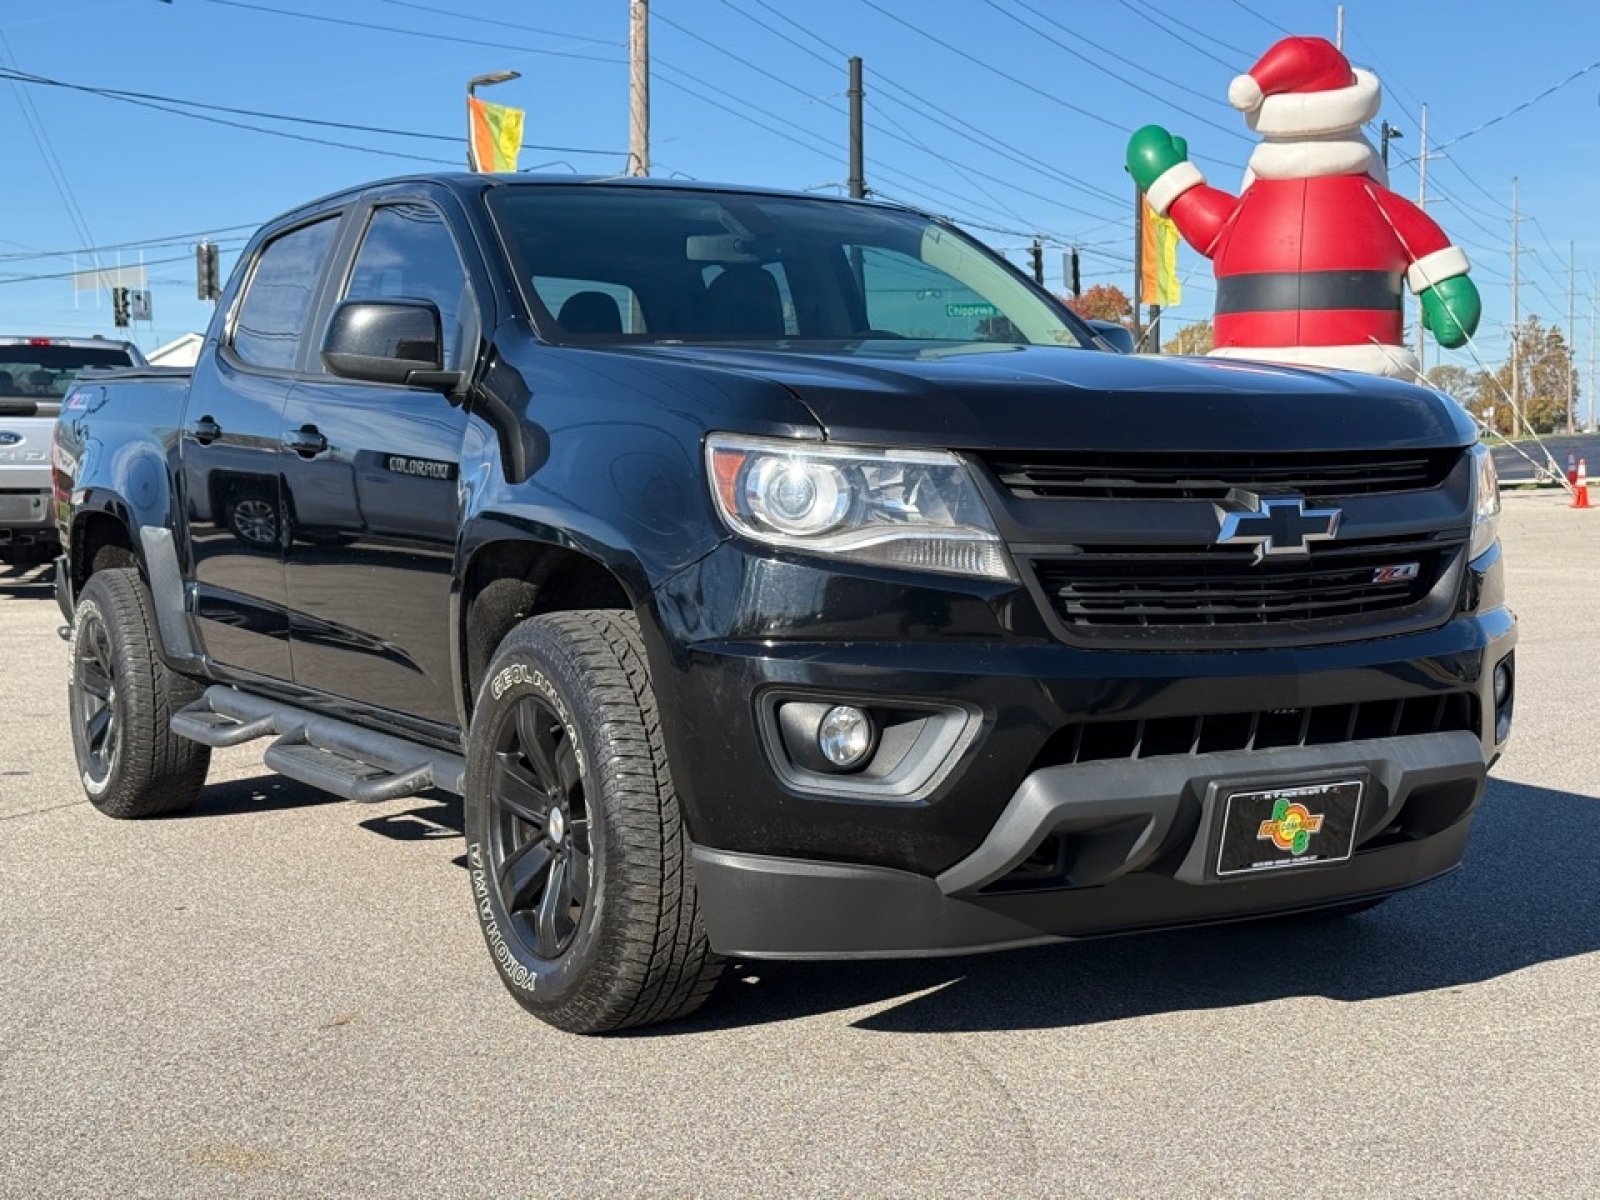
[54,174,1515,1033]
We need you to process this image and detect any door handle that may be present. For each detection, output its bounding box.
[190,416,222,445]
[285,425,328,458]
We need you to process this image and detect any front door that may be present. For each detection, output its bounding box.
[281,200,476,727]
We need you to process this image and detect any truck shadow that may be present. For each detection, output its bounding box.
[0,557,55,601]
[677,778,1600,1035]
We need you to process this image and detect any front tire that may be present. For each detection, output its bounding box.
[463,610,723,1033]
[69,568,210,818]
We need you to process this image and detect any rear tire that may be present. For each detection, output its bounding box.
[463,610,723,1033]
[69,568,210,818]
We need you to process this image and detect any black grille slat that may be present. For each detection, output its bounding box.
[986,448,1459,501]
[1034,539,1456,629]
[1036,694,1478,767]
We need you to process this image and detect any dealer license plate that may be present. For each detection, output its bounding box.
[1215,779,1362,878]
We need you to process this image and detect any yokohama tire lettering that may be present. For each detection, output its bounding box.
[468,842,535,992]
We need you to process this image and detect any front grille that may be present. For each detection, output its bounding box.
[983,447,1460,501]
[1037,692,1479,767]
[1032,536,1458,629]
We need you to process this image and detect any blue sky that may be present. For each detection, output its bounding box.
[2,0,1597,412]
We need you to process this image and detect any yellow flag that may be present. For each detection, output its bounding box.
[469,96,525,173]
[1140,203,1181,308]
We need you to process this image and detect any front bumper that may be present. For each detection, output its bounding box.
[694,731,1486,958]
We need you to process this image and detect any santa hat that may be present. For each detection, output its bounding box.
[1227,36,1381,138]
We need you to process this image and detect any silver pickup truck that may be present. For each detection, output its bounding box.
[0,335,144,560]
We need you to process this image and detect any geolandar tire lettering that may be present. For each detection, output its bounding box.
[462,610,723,1034]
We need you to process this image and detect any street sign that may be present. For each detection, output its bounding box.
[128,289,152,322]
[945,302,998,319]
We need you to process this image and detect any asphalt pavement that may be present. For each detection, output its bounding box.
[1,492,1597,1199]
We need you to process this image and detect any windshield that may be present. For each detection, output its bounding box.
[0,344,137,416]
[488,186,1093,349]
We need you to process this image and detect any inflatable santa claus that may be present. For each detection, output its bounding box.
[1126,36,1479,378]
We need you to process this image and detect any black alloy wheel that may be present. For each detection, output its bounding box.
[73,605,121,784]
[489,692,591,960]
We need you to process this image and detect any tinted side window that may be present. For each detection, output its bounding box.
[232,217,339,370]
[342,203,471,370]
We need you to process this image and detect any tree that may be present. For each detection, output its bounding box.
[1064,284,1132,326]
[1424,364,1476,402]
[1478,316,1579,435]
[1163,320,1213,356]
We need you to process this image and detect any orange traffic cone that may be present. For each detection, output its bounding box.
[1576,458,1591,509]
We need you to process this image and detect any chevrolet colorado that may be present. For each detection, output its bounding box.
[54,175,1515,1032]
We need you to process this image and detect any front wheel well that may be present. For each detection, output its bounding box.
[462,541,633,712]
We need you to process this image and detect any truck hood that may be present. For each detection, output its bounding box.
[616,342,1474,453]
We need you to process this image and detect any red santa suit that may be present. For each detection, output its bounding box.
[1143,37,1471,378]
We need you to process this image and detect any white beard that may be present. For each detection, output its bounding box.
[1242,130,1388,190]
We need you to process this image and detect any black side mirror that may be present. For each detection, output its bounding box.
[322,299,461,390]
[1086,319,1137,354]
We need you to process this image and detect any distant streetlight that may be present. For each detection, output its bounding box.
[467,70,521,171]
[1380,120,1403,169]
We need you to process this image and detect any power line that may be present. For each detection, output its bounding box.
[1431,60,1600,153]
[1227,0,1293,38]
[0,66,621,157]
[723,0,1135,212]
[0,225,259,265]
[1118,0,1250,68]
[0,253,192,287]
[369,0,621,50]
[195,0,625,66]
[0,32,103,273]
[989,0,1251,140]
[653,8,844,116]
[857,0,1123,134]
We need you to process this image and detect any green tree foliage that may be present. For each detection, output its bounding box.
[1476,317,1580,435]
[1163,320,1213,356]
[1064,284,1132,325]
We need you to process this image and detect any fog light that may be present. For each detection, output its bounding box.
[818,705,873,769]
[1493,661,1511,707]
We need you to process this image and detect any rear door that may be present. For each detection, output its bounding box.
[181,213,343,680]
[280,195,478,727]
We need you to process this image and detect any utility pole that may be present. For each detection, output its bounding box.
[847,57,865,199]
[629,0,649,177]
[1589,285,1596,432]
[1510,177,1520,436]
[1569,241,1577,433]
[1335,5,1344,50]
[1415,103,1428,374]
[1132,184,1144,348]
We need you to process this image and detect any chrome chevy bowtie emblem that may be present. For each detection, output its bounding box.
[1214,488,1341,563]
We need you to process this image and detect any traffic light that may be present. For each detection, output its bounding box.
[1030,239,1044,285]
[112,287,130,328]
[1069,248,1081,298]
[196,241,221,302]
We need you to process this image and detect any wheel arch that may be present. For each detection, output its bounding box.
[458,534,642,721]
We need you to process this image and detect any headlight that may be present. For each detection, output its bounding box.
[706,433,1015,581]
[1469,443,1500,558]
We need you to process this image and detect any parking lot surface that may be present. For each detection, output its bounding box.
[2,490,1597,1199]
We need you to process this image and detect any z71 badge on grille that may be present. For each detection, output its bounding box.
[1214,488,1340,562]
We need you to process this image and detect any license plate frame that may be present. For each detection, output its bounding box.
[1214,778,1363,878]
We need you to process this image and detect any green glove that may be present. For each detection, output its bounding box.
[1127,125,1189,194]
[1420,275,1481,349]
